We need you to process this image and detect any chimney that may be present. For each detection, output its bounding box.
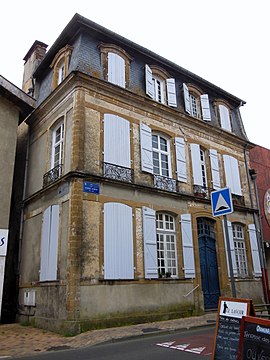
[22,40,48,95]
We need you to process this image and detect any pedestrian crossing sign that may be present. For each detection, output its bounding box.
[211,187,233,217]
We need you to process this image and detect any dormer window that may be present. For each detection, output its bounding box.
[145,65,177,107]
[99,43,132,89]
[183,83,211,121]
[218,103,232,132]
[50,45,73,90]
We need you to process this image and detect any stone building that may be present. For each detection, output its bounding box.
[250,145,270,297]
[0,76,35,320]
[17,13,264,334]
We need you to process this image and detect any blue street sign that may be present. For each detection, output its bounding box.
[211,187,233,217]
[83,181,100,194]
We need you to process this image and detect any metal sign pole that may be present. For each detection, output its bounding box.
[223,214,236,298]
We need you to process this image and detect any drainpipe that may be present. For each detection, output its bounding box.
[244,145,270,303]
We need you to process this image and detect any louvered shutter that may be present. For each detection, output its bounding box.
[210,149,221,190]
[223,155,242,195]
[181,214,195,278]
[190,144,203,186]
[166,78,177,107]
[143,207,158,279]
[183,83,191,114]
[175,137,187,182]
[140,123,153,173]
[145,65,154,99]
[47,205,59,280]
[222,220,238,277]
[104,203,134,279]
[200,94,211,121]
[40,207,50,281]
[219,104,232,132]
[108,52,125,88]
[104,114,131,168]
[40,205,59,281]
[248,224,262,276]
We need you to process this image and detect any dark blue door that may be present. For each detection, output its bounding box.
[197,218,220,310]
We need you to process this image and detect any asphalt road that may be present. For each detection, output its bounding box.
[18,326,215,360]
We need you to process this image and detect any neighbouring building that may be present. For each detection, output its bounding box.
[16,13,265,334]
[0,75,35,320]
[250,145,270,295]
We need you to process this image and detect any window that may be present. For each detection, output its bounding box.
[50,45,73,90]
[190,144,209,194]
[223,221,262,278]
[183,83,211,121]
[104,203,134,279]
[218,103,232,132]
[99,43,132,89]
[52,122,64,170]
[223,155,242,195]
[103,114,132,182]
[145,65,177,107]
[40,205,60,281]
[152,134,171,177]
[156,213,178,278]
[232,223,248,276]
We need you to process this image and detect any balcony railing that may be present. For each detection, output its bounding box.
[43,164,62,187]
[232,194,245,206]
[103,162,133,183]
[154,175,177,192]
[193,185,209,198]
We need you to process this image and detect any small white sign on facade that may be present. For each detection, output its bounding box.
[0,229,9,256]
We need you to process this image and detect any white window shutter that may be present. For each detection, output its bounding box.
[183,83,191,114]
[104,114,131,168]
[223,155,242,195]
[145,65,154,99]
[219,104,232,132]
[47,205,59,281]
[142,207,158,279]
[166,78,177,107]
[140,123,153,174]
[181,214,195,278]
[190,144,203,186]
[248,224,262,276]
[104,203,134,280]
[222,220,238,277]
[108,52,125,88]
[40,207,51,281]
[40,205,59,281]
[209,149,221,190]
[175,137,187,182]
[200,94,211,121]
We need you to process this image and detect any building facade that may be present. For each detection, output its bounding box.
[250,145,270,288]
[17,13,264,334]
[0,76,35,320]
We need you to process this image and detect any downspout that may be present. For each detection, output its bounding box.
[244,144,270,303]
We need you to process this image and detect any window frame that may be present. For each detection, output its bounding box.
[99,43,132,89]
[51,121,65,170]
[156,212,178,278]
[50,45,73,90]
[152,133,172,178]
[232,223,248,277]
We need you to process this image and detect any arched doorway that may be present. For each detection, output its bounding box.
[197,218,220,310]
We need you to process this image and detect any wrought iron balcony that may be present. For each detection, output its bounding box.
[154,175,177,192]
[103,162,133,183]
[43,164,62,187]
[232,194,245,206]
[193,185,209,198]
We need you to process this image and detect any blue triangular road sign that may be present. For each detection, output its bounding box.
[211,187,233,217]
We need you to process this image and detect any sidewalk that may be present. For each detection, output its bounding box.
[0,312,216,358]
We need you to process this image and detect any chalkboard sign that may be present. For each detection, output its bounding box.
[212,297,254,360]
[238,316,270,360]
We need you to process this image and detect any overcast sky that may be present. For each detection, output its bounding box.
[2,0,269,149]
